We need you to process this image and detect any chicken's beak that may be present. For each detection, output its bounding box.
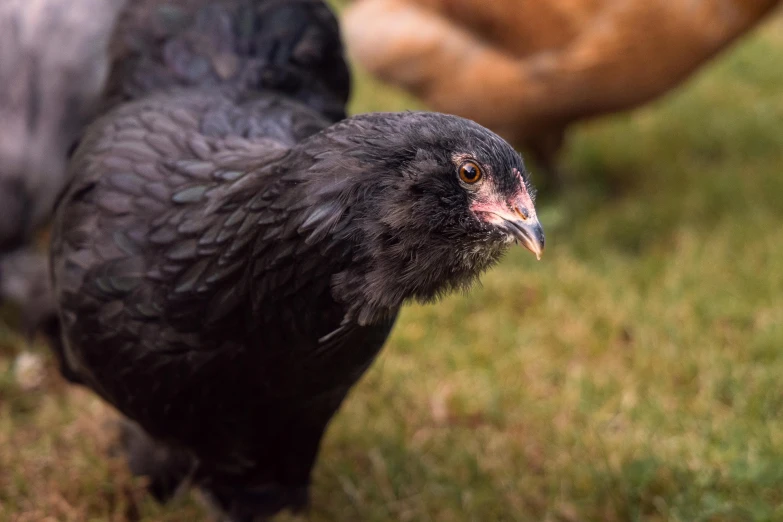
[472,171,545,259]
[485,193,545,259]
[499,214,545,260]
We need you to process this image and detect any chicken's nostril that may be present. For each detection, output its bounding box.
[513,205,529,221]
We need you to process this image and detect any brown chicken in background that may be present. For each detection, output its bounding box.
[343,0,781,185]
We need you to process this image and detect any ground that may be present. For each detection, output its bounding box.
[2,8,783,522]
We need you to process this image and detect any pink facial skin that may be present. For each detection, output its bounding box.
[470,168,537,226]
[469,168,543,259]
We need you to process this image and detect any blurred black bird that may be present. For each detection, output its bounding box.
[50,0,545,520]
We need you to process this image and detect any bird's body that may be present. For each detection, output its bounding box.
[51,1,544,519]
[53,89,392,513]
[343,0,781,180]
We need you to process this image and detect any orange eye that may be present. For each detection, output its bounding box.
[458,161,483,184]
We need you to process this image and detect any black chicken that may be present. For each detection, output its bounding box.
[50,0,545,520]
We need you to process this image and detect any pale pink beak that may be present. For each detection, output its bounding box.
[473,173,545,259]
[490,202,545,260]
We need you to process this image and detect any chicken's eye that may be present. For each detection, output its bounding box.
[458,161,483,184]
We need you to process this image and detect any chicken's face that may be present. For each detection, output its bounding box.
[447,153,544,260]
[387,114,545,262]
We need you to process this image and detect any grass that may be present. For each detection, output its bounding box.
[3,9,783,522]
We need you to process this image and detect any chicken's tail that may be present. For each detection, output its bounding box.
[105,0,350,122]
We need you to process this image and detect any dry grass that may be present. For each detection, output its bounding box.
[3,8,783,522]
